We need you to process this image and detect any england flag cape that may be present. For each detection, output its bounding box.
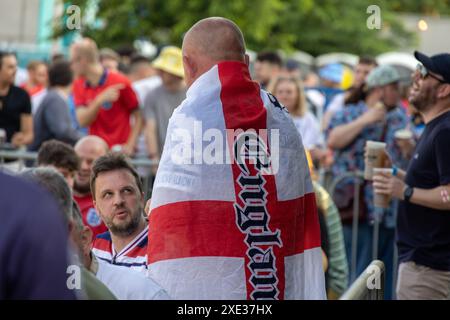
[147,61,326,300]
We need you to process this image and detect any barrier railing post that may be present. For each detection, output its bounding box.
[350,178,361,282]
[328,170,365,283]
[372,208,382,261]
[340,260,385,300]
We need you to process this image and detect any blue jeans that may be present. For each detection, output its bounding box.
[343,221,395,300]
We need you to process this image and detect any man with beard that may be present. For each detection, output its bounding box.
[90,152,148,273]
[373,51,450,300]
[73,135,109,237]
[327,64,410,299]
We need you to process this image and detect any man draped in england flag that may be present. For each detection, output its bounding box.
[147,17,326,300]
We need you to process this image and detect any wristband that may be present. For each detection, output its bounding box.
[392,166,398,177]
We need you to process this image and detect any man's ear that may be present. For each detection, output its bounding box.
[81,226,93,247]
[183,54,196,80]
[437,83,450,99]
[141,192,145,206]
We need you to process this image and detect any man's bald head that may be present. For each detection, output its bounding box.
[75,135,109,154]
[73,135,109,195]
[182,17,249,87]
[71,38,99,63]
[184,17,246,62]
[70,38,100,77]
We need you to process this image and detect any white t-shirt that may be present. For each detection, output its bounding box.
[132,76,162,107]
[291,111,324,149]
[132,76,162,175]
[95,258,171,300]
[31,88,48,114]
[326,92,345,114]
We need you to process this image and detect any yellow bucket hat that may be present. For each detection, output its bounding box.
[152,46,184,78]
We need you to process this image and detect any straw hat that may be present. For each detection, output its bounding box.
[152,46,184,78]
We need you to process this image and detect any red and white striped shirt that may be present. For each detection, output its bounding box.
[92,225,148,274]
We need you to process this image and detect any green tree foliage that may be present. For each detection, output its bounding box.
[54,0,448,55]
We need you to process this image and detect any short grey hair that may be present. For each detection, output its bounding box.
[21,167,73,224]
[71,200,85,230]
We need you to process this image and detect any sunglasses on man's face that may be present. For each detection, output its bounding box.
[416,63,446,83]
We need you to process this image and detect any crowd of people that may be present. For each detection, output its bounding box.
[1,16,450,300]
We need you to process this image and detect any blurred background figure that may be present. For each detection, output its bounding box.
[129,54,161,106]
[73,135,109,238]
[269,76,325,163]
[323,56,378,130]
[99,48,120,72]
[37,139,80,189]
[21,60,48,114]
[28,60,82,152]
[282,58,302,80]
[21,61,48,94]
[317,63,345,113]
[128,54,162,179]
[254,51,283,89]
[0,51,33,159]
[143,46,186,173]
[70,38,141,155]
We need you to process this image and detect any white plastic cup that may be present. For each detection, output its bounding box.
[364,141,387,180]
[372,167,393,209]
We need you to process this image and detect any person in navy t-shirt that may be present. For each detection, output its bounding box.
[373,51,450,300]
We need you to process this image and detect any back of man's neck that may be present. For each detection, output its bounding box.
[53,86,70,98]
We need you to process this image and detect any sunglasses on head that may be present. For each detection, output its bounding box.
[416,63,446,83]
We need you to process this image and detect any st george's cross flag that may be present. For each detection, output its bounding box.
[147,61,326,300]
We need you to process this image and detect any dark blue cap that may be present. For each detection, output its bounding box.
[414,51,450,83]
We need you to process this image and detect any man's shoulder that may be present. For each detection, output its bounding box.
[92,232,112,255]
[430,115,450,141]
[9,85,29,98]
[94,231,112,242]
[97,260,168,299]
[107,71,131,86]
[41,90,63,104]
[143,83,167,106]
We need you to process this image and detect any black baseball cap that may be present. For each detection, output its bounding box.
[414,51,450,84]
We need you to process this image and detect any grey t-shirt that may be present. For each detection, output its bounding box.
[29,89,82,151]
[143,84,186,154]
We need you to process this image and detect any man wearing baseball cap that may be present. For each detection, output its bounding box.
[373,51,450,299]
[328,64,410,299]
[143,46,186,172]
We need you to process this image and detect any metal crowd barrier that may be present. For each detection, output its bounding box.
[0,149,159,197]
[326,169,398,299]
[327,170,366,283]
[340,260,385,300]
